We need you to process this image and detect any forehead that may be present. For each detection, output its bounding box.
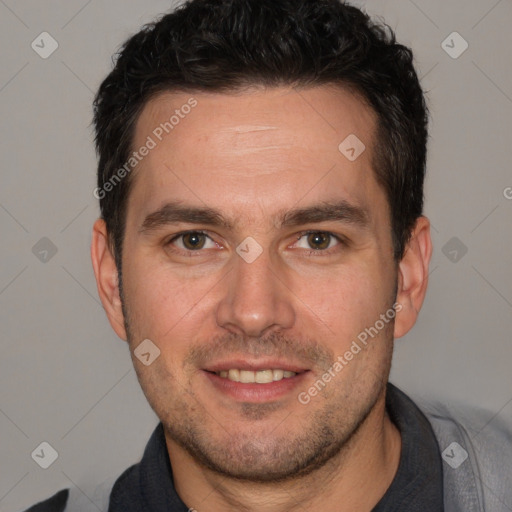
[127,85,386,229]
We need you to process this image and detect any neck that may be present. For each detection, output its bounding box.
[166,392,401,512]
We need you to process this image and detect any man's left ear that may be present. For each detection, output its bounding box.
[394,216,432,339]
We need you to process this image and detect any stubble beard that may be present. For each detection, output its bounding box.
[119,278,393,483]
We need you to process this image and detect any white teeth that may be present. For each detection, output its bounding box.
[239,370,254,383]
[228,369,240,382]
[255,370,273,383]
[216,369,298,383]
[272,369,284,381]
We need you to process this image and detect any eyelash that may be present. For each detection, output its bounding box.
[165,229,347,257]
[297,230,346,256]
[165,230,217,257]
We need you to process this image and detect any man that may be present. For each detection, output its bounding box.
[25,0,512,511]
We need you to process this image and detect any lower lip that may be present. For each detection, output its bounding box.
[202,370,310,402]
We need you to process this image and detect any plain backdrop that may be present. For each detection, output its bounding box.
[1,1,511,511]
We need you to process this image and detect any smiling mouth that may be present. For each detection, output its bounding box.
[208,369,302,383]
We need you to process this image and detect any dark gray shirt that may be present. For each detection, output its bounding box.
[107,383,444,511]
[373,383,444,511]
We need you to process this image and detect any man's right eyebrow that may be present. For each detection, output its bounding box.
[278,200,370,230]
[139,202,234,233]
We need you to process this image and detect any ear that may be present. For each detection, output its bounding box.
[91,218,128,341]
[393,216,432,339]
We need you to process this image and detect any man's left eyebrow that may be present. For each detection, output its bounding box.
[278,200,370,230]
[139,201,233,233]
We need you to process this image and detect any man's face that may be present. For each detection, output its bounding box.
[119,86,398,480]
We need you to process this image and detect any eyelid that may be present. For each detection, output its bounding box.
[167,229,209,239]
[292,230,347,254]
[296,229,345,240]
[166,230,220,253]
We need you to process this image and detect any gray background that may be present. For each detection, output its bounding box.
[0,1,511,511]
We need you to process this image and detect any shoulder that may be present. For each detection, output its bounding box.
[103,462,141,508]
[21,489,69,512]
[417,395,512,512]
[19,475,118,512]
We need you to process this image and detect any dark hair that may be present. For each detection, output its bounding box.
[93,0,428,271]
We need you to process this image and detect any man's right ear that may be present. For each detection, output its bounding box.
[91,218,128,341]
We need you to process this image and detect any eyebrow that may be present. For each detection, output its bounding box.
[139,199,370,234]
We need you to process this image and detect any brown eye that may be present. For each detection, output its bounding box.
[181,232,207,250]
[168,231,217,252]
[306,232,331,250]
[293,231,343,254]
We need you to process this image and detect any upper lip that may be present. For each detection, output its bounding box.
[203,358,309,373]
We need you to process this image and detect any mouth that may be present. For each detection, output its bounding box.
[212,368,299,383]
[202,360,310,402]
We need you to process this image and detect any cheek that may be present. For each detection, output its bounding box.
[122,256,220,340]
[293,263,392,343]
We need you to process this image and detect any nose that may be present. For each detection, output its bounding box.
[215,247,296,338]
